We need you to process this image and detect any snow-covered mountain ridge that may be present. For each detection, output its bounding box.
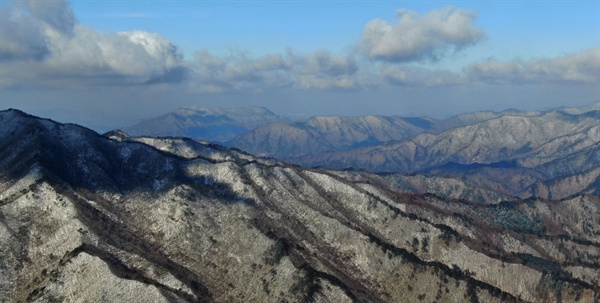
[1,109,599,302]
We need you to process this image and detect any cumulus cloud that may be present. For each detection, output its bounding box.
[0,0,183,88]
[189,49,359,92]
[39,28,182,80]
[466,47,600,84]
[191,50,292,92]
[21,0,76,35]
[358,7,485,62]
[0,0,357,93]
[0,10,46,60]
[300,49,358,77]
[290,49,359,89]
[2,1,595,94]
[0,0,71,61]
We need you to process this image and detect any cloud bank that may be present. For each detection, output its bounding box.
[0,1,597,93]
[0,0,183,88]
[466,47,600,84]
[164,49,358,92]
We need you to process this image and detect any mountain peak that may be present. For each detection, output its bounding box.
[0,108,34,119]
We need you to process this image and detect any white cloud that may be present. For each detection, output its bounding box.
[358,7,485,62]
[289,49,358,89]
[20,0,76,35]
[190,50,293,92]
[0,0,183,88]
[300,49,358,77]
[0,0,78,61]
[1,1,596,94]
[189,49,359,92]
[466,47,600,84]
[0,10,46,60]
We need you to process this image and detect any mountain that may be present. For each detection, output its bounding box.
[119,101,599,160]
[436,109,541,131]
[438,101,600,131]
[557,101,600,115]
[228,101,600,160]
[299,110,599,171]
[291,110,600,199]
[106,131,517,205]
[122,106,288,143]
[229,115,441,158]
[1,109,599,302]
[421,141,600,199]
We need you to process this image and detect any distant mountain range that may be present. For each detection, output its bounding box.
[229,115,441,157]
[231,102,600,159]
[291,109,599,199]
[1,109,599,302]
[117,101,600,200]
[122,106,288,143]
[123,101,599,158]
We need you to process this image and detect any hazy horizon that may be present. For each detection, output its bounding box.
[1,0,598,131]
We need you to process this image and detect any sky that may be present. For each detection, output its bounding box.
[0,0,598,131]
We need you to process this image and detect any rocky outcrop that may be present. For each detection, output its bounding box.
[1,109,599,302]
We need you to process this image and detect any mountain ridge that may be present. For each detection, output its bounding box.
[228,101,600,159]
[120,101,600,159]
[122,105,289,143]
[1,109,599,302]
[292,110,599,169]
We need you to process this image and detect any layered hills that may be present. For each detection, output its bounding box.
[229,115,441,158]
[297,110,599,171]
[1,109,599,302]
[293,110,600,199]
[122,106,288,143]
[123,102,597,156]
[228,102,599,159]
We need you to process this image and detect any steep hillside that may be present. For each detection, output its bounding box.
[106,131,517,204]
[122,106,288,142]
[422,142,600,199]
[1,109,599,302]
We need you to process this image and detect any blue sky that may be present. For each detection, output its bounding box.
[72,1,597,61]
[0,0,598,130]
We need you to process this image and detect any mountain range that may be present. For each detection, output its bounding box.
[293,110,600,199]
[163,102,599,200]
[122,102,599,161]
[2,109,599,302]
[230,103,600,159]
[122,106,288,143]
